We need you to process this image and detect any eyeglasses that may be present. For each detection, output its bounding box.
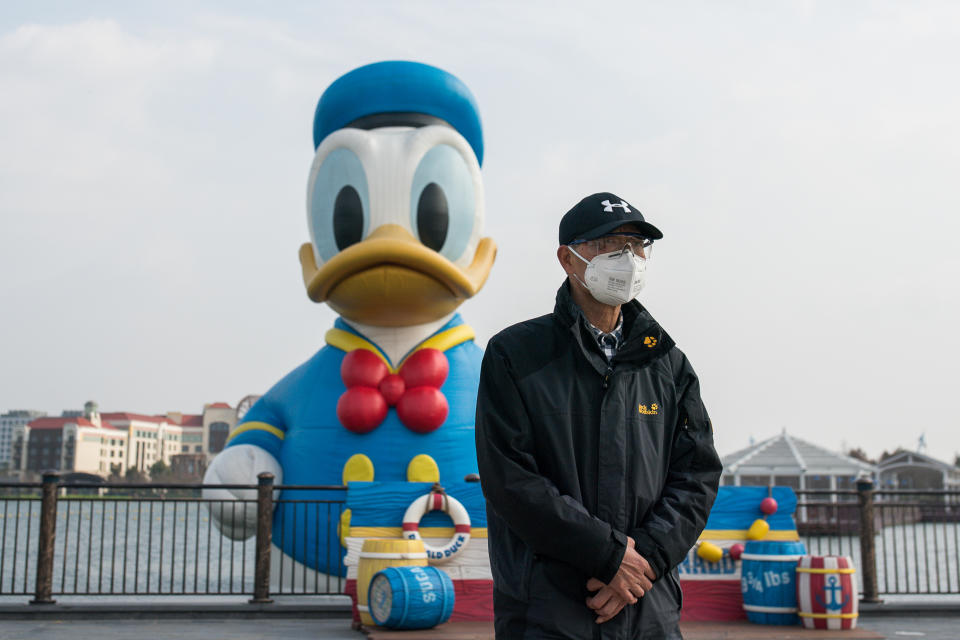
[571,233,654,258]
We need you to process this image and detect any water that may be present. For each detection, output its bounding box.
[1,498,257,595]
[803,522,960,594]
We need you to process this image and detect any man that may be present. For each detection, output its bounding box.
[476,192,723,639]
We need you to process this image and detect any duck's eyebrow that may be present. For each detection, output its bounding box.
[345,113,452,131]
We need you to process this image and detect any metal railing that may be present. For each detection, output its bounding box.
[796,481,960,599]
[0,472,346,603]
[6,474,958,604]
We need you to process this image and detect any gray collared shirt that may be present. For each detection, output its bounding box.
[583,313,623,361]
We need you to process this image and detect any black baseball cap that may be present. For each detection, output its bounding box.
[558,192,663,245]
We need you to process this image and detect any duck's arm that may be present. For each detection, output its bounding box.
[202,397,287,540]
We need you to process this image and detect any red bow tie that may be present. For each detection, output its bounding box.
[336,348,449,434]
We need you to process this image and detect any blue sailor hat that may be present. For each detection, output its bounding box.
[312,60,484,165]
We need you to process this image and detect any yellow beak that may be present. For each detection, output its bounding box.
[299,224,496,326]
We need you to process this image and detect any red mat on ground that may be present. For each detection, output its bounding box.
[349,577,740,623]
[363,620,884,640]
[680,579,746,622]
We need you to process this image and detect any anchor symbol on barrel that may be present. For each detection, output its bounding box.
[814,575,851,610]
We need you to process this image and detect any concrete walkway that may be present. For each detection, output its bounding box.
[0,597,958,639]
[0,619,360,640]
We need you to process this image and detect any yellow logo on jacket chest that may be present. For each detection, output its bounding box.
[638,403,659,415]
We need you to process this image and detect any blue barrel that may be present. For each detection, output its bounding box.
[740,540,807,625]
[367,565,455,629]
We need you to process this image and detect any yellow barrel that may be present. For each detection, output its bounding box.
[357,538,428,626]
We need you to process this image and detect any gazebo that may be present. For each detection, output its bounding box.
[721,429,876,493]
[878,450,960,503]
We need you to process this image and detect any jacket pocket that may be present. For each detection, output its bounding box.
[519,546,534,601]
[676,412,715,470]
[488,517,535,603]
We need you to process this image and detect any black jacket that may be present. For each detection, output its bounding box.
[476,282,722,639]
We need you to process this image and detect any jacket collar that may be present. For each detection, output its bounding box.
[553,280,675,368]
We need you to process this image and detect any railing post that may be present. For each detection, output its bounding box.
[30,471,59,604]
[249,472,274,604]
[856,478,881,603]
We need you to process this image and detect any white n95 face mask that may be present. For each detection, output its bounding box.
[569,244,646,306]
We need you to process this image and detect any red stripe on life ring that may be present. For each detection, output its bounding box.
[402,522,419,531]
[432,493,443,511]
[455,524,471,533]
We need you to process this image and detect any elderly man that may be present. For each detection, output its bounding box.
[476,192,722,639]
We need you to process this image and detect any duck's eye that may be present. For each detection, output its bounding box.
[410,145,475,261]
[334,186,364,250]
[416,183,449,252]
[308,147,369,261]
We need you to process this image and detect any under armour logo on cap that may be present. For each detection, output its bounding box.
[559,192,663,245]
[601,199,631,213]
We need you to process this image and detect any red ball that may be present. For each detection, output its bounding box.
[729,543,744,561]
[397,386,448,433]
[341,349,388,388]
[760,497,778,515]
[336,386,387,433]
[400,349,448,389]
[379,374,405,406]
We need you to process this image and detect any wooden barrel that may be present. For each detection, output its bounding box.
[796,555,858,630]
[740,540,807,625]
[368,565,455,629]
[357,538,428,626]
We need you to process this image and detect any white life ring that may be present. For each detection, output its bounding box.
[402,491,471,564]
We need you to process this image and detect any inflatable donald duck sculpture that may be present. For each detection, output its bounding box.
[202,61,496,610]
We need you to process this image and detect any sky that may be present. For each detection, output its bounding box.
[1,2,958,462]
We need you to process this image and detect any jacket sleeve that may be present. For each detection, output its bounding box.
[475,340,628,584]
[629,353,722,579]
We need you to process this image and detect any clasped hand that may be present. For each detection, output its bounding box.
[584,537,656,624]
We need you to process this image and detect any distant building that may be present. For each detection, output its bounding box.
[9,400,239,480]
[235,395,261,422]
[101,412,186,473]
[721,429,876,493]
[203,402,237,455]
[12,402,128,479]
[170,453,208,481]
[0,410,47,469]
[164,411,205,456]
[878,450,960,492]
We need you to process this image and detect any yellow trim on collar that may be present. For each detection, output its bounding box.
[325,325,476,373]
[415,325,475,355]
[226,421,285,443]
[325,329,390,367]
[698,529,800,542]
